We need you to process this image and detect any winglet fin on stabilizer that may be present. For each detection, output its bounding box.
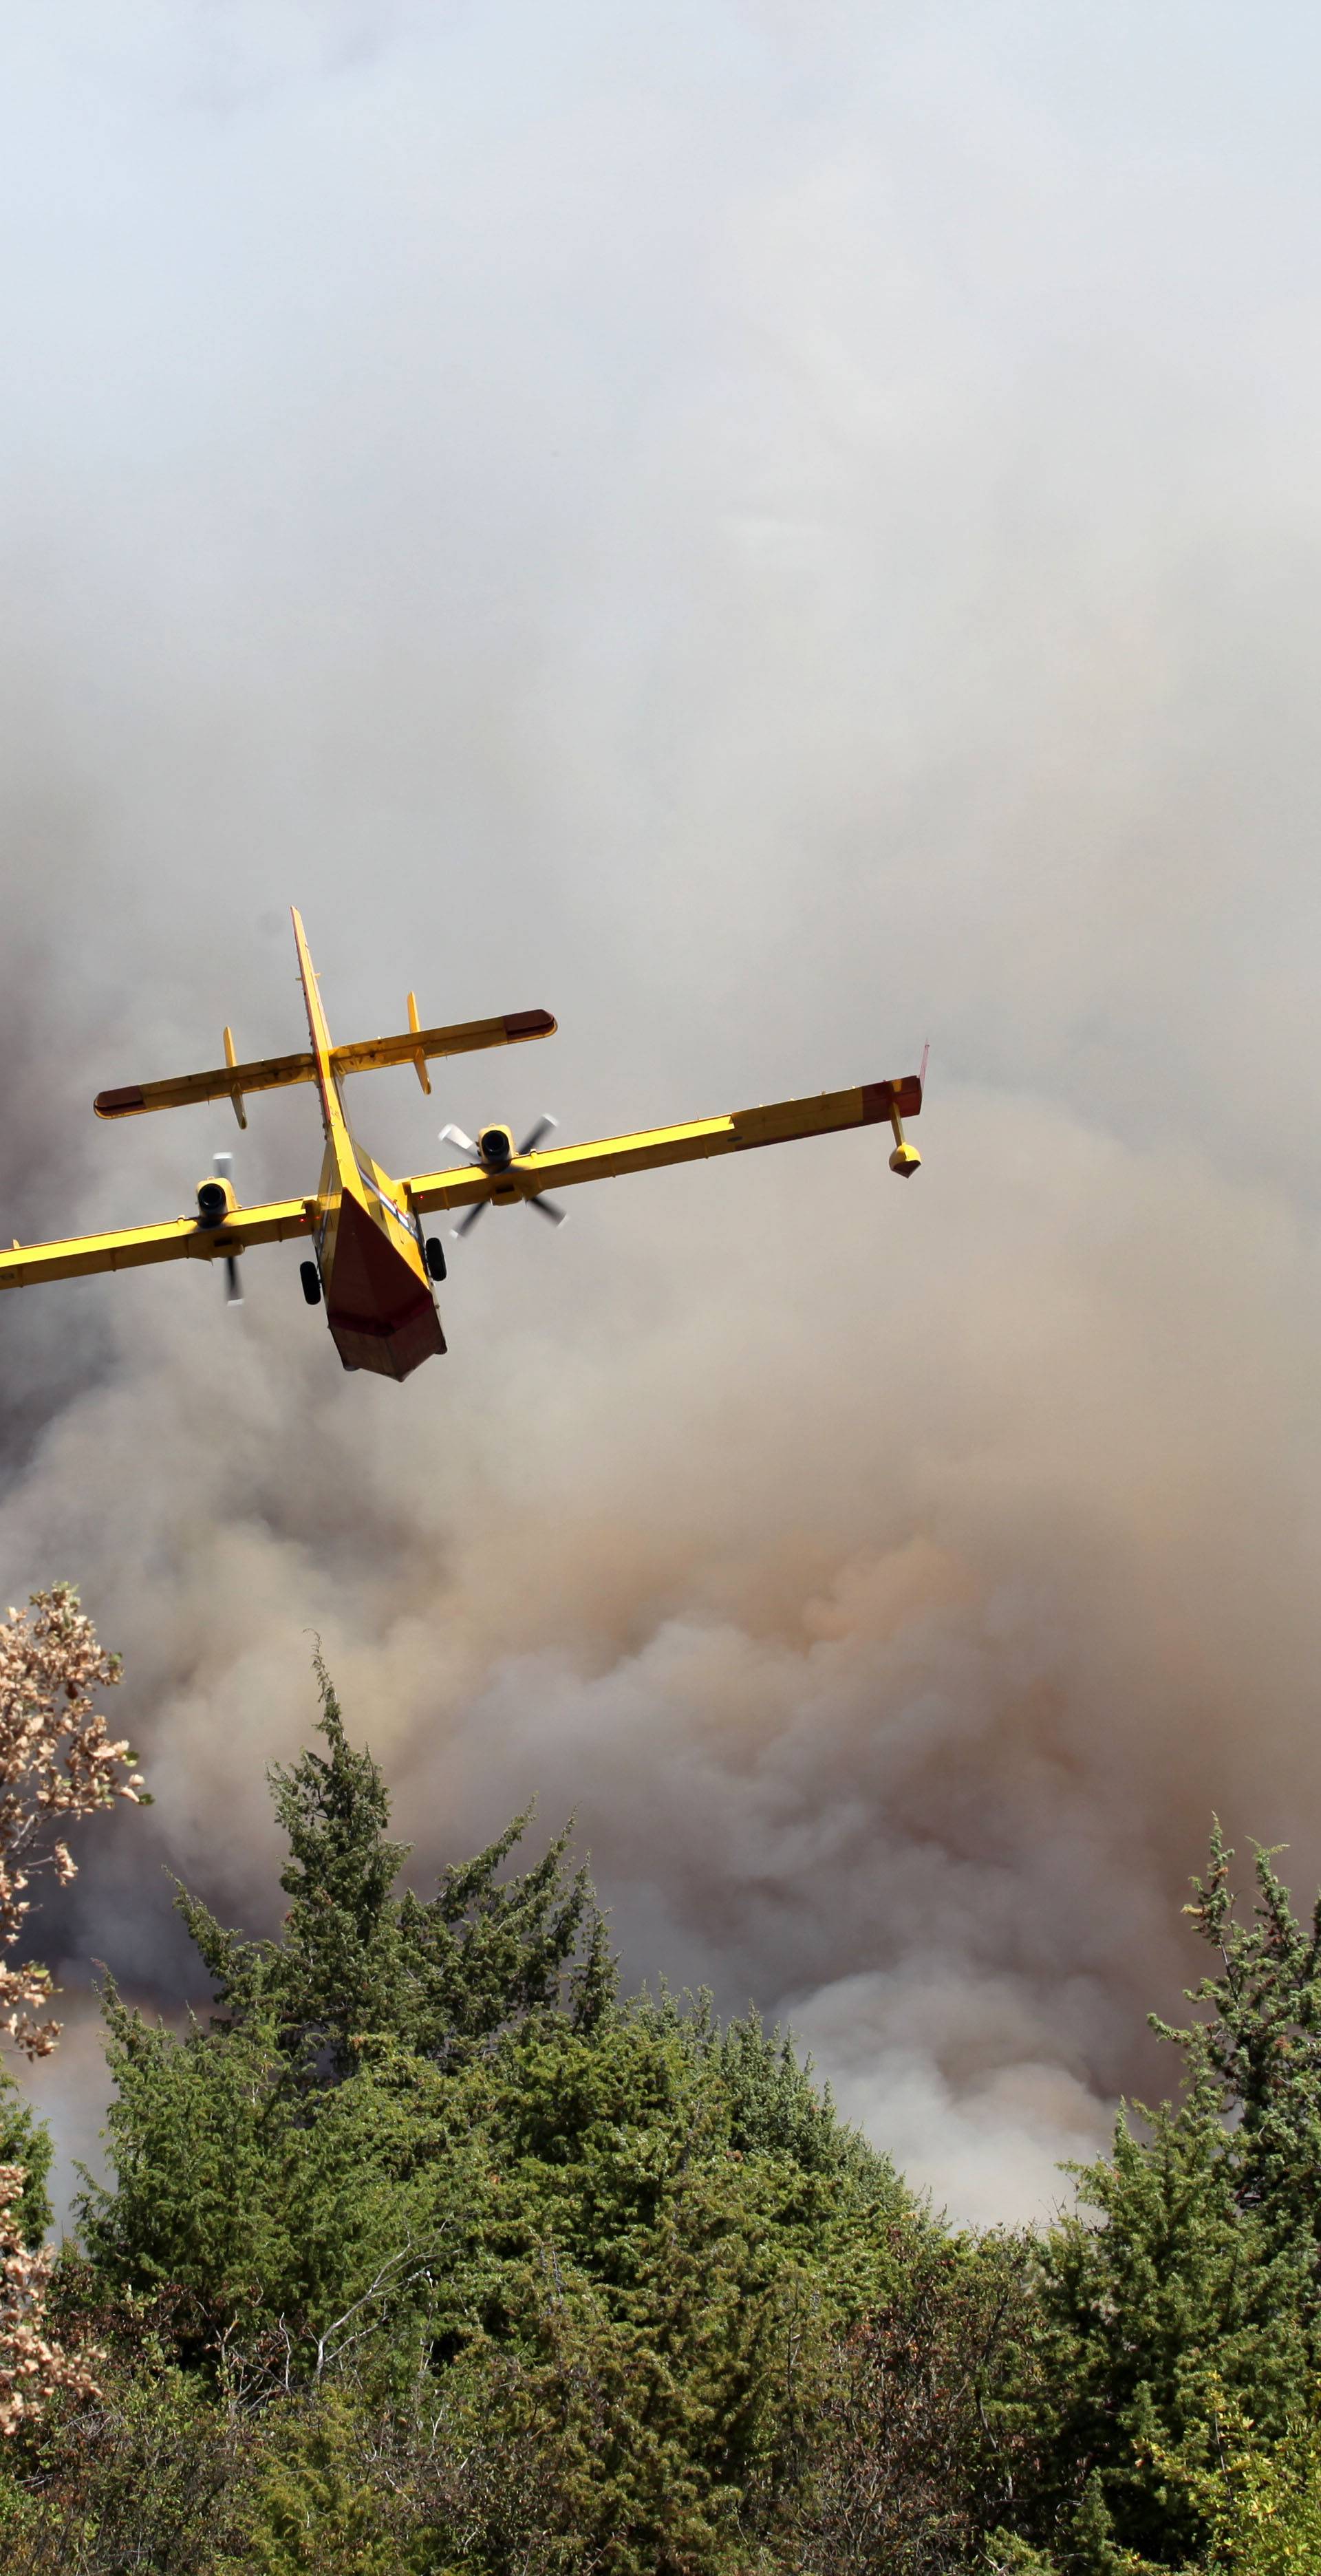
[223,1027,247,1130]
[407,991,431,1095]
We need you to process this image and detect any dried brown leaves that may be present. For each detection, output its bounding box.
[0,1587,146,2434]
[0,2161,99,2436]
[0,1582,145,2057]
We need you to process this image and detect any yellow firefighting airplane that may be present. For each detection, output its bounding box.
[0,910,925,1382]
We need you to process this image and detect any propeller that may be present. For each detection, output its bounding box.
[213,1152,242,1306]
[440,1116,568,1240]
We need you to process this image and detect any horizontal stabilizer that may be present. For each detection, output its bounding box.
[94,1008,557,1120]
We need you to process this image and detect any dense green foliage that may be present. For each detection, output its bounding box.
[0,2068,52,2246]
[1,1672,1316,2572]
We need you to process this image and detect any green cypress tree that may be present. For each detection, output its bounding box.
[1024,1824,1321,2570]
[175,1654,613,2084]
[1152,1821,1321,2303]
[75,1658,919,2551]
[1033,2070,1309,2566]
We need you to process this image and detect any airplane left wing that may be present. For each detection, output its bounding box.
[404,1073,923,1219]
[0,1194,313,1290]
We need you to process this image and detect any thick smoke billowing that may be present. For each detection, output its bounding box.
[6,3,1321,2226]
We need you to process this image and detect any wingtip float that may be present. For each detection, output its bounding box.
[1,907,925,1384]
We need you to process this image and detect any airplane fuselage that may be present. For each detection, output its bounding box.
[314,1133,444,1379]
[292,912,444,1380]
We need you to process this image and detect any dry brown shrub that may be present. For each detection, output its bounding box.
[0,1583,144,2059]
[0,1585,146,2436]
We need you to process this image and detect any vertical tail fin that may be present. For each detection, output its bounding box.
[291,908,343,1148]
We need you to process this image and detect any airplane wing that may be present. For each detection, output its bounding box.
[0,1194,312,1291]
[404,1074,923,1218]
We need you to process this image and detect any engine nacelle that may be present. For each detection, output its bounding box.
[478,1124,514,1172]
[196,1174,237,1227]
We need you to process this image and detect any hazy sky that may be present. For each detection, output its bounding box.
[6,3,1321,2226]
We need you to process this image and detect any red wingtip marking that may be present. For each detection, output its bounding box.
[504,1009,557,1040]
[861,1076,924,1123]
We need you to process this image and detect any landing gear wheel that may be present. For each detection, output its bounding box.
[424,1236,447,1282]
[299,1260,323,1307]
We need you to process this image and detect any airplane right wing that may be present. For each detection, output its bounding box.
[402,1075,923,1219]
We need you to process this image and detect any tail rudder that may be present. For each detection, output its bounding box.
[290,908,344,1146]
[291,908,335,1060]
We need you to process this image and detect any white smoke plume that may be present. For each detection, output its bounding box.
[5,4,1321,2226]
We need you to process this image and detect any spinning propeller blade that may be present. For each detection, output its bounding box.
[445,1114,565,1238]
[213,1154,243,1306]
[520,1117,564,1217]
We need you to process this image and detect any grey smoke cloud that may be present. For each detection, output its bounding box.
[6,3,1321,2225]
